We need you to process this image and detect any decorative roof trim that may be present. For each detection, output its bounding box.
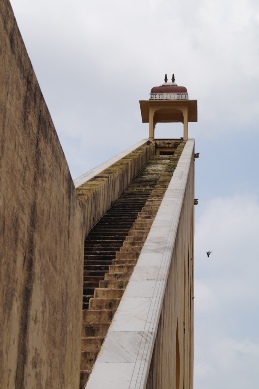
[150,92,189,100]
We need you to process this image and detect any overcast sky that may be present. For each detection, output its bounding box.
[9,0,259,387]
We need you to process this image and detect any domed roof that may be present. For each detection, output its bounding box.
[150,74,188,100]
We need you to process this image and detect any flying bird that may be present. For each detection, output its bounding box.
[206,251,212,258]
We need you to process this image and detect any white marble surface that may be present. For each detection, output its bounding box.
[85,139,195,389]
[74,139,148,188]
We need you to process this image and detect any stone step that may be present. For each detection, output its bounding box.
[89,298,121,310]
[84,255,115,261]
[81,336,104,352]
[84,259,113,266]
[99,217,138,223]
[109,264,135,273]
[104,272,132,281]
[99,279,128,289]
[84,250,117,256]
[115,192,150,196]
[113,196,149,200]
[94,288,124,299]
[138,207,157,213]
[87,226,132,232]
[82,322,110,337]
[108,206,145,211]
[83,275,104,283]
[92,222,137,228]
[85,245,120,251]
[115,252,139,260]
[127,230,150,237]
[81,351,99,370]
[138,212,156,218]
[83,309,115,323]
[138,210,157,216]
[83,282,100,290]
[106,207,143,212]
[112,258,137,265]
[121,242,143,250]
[88,233,126,238]
[91,224,134,230]
[85,242,122,248]
[84,264,109,271]
[102,210,139,215]
[119,245,142,252]
[84,270,106,277]
[87,230,129,236]
[124,236,147,243]
[130,222,153,228]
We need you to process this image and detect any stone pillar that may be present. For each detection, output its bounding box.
[149,107,155,140]
[183,107,189,140]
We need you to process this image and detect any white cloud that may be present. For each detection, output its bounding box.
[195,337,259,388]
[196,194,259,263]
[195,360,216,379]
[195,194,259,389]
[194,280,219,313]
[10,0,259,164]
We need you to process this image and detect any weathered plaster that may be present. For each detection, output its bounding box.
[0,1,84,388]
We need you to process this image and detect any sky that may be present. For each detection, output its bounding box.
[9,0,259,387]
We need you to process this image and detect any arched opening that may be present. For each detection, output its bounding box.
[154,122,183,139]
[153,108,184,139]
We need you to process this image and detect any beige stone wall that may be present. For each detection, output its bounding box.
[146,156,194,389]
[0,1,85,388]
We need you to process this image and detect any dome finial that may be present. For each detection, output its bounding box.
[164,74,168,83]
[172,74,175,83]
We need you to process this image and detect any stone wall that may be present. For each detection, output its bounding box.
[0,1,85,388]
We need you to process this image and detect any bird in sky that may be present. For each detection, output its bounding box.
[206,251,212,257]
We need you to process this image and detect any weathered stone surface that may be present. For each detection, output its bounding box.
[0,2,86,389]
[88,298,121,310]
[81,337,104,352]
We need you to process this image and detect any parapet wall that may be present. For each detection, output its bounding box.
[146,142,194,389]
[76,141,155,236]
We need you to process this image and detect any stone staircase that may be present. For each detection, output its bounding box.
[80,142,184,388]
